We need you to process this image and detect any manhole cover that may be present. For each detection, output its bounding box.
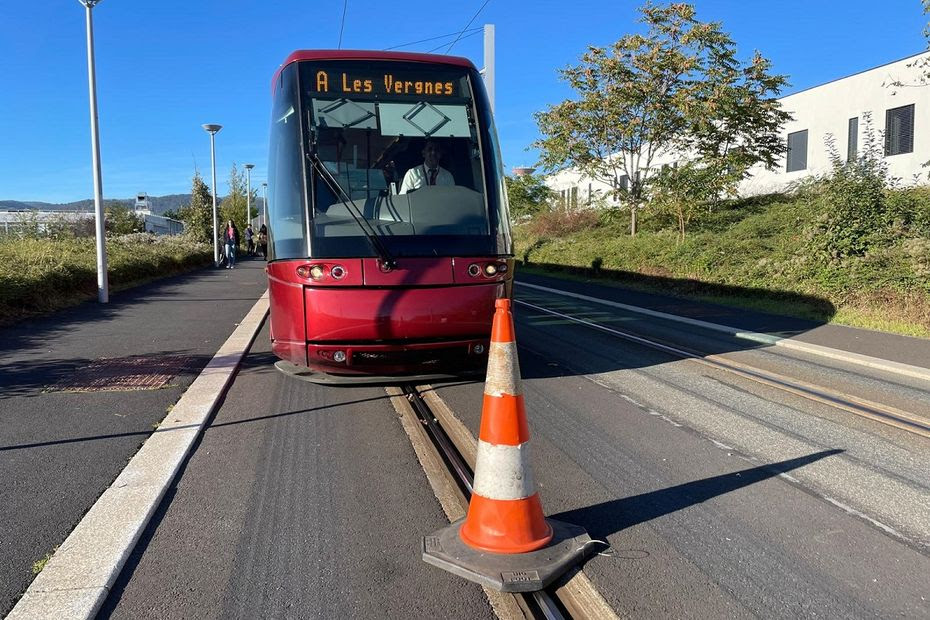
[52,355,195,392]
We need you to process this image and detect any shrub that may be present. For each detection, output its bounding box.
[0,234,212,325]
[526,207,599,238]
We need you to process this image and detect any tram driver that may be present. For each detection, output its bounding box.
[399,139,455,194]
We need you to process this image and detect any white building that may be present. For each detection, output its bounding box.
[547,51,930,204]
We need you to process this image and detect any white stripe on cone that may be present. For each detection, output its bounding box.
[484,341,522,397]
[472,440,536,501]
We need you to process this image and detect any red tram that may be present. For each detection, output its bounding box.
[265,50,514,381]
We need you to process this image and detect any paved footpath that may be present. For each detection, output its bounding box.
[0,258,267,616]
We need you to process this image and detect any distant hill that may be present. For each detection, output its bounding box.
[0,193,271,217]
[0,194,195,216]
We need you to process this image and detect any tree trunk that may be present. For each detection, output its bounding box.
[630,206,637,236]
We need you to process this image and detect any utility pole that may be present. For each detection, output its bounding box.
[79,0,108,303]
[202,124,222,266]
[244,163,254,228]
[483,24,495,114]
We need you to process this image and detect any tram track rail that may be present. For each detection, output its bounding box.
[388,384,617,620]
[515,299,930,440]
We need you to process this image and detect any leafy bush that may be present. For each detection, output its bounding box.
[805,114,900,260]
[526,206,599,238]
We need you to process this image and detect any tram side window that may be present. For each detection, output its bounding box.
[268,63,307,259]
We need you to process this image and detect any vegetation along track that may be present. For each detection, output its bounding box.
[515,299,930,440]
[387,384,617,620]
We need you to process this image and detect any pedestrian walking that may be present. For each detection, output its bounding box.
[257,224,268,260]
[245,224,255,256]
[223,220,239,268]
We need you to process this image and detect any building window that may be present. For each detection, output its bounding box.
[848,117,858,162]
[885,104,914,156]
[786,130,808,172]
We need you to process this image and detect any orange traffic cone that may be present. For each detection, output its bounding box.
[422,297,591,593]
[459,298,553,553]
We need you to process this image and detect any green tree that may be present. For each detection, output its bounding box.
[219,163,258,232]
[105,202,145,235]
[535,2,789,235]
[506,174,553,220]
[649,162,719,241]
[178,172,214,244]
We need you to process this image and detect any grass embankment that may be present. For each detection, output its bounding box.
[0,233,212,325]
[516,189,930,337]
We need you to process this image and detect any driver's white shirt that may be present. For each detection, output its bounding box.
[399,164,454,194]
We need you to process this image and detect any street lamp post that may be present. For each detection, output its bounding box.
[202,124,222,266]
[261,182,268,228]
[244,163,254,229]
[79,0,108,303]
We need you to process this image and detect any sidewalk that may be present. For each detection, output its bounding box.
[0,257,267,617]
[517,271,930,371]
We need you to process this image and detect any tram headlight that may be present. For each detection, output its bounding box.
[484,263,498,276]
[330,265,346,280]
[332,351,346,363]
[498,262,508,273]
[467,263,481,277]
[309,265,325,280]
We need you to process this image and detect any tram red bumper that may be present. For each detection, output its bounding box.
[267,257,512,375]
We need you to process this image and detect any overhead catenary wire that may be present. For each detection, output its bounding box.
[384,27,482,51]
[337,0,348,49]
[445,0,491,53]
[427,29,482,54]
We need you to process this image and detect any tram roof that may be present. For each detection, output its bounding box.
[272,50,477,92]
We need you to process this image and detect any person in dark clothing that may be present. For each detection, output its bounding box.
[257,224,268,260]
[223,220,240,268]
[245,224,255,256]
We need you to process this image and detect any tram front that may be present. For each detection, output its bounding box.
[265,50,514,379]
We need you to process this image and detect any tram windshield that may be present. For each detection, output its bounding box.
[294,60,509,259]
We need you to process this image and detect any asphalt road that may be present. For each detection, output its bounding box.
[430,281,930,618]
[100,324,495,619]
[0,259,266,616]
[12,269,930,618]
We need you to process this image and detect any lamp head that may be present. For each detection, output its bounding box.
[244,164,255,170]
[202,123,222,134]
[78,0,103,7]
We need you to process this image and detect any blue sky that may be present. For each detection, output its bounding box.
[1,1,927,203]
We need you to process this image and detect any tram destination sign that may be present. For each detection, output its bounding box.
[312,70,458,97]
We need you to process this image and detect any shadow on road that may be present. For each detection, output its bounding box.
[552,449,844,541]
[513,268,840,379]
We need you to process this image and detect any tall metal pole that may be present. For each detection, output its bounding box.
[483,24,495,115]
[244,163,254,228]
[261,182,267,228]
[202,124,222,266]
[80,0,108,303]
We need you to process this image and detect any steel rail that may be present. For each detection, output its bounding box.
[399,385,569,620]
[515,299,930,440]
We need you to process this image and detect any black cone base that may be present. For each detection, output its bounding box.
[422,518,591,592]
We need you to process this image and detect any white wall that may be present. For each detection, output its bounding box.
[741,50,930,195]
[545,51,930,200]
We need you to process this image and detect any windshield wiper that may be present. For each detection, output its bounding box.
[308,153,397,270]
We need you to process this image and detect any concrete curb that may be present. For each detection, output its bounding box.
[518,281,930,384]
[7,293,269,620]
